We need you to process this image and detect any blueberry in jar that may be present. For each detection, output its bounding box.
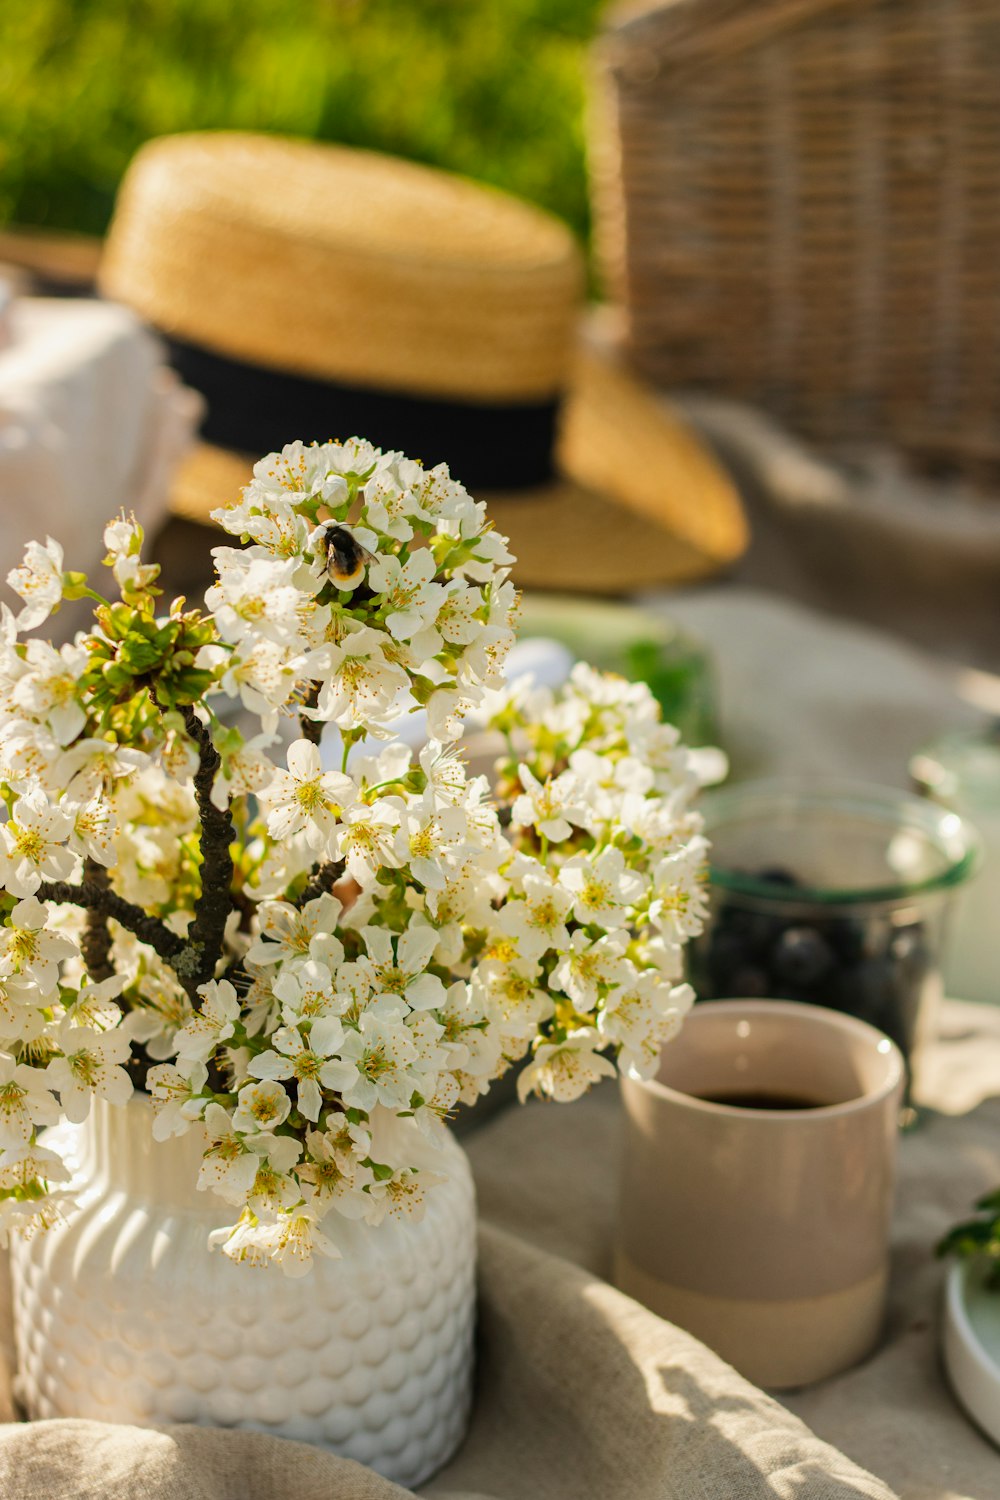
[694,868,930,1068]
[772,927,835,988]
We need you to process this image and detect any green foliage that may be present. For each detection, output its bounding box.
[85,596,218,723]
[937,1188,1000,1289]
[0,0,606,243]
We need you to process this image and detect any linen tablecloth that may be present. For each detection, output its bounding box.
[2,589,1000,1499]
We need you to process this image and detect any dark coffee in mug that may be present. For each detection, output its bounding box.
[695,1090,827,1110]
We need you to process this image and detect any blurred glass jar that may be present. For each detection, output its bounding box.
[911,730,1000,1005]
[688,780,979,1079]
[516,594,717,745]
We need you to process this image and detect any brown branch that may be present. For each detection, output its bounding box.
[298,681,322,745]
[80,860,115,985]
[182,705,236,994]
[38,880,185,964]
[298,860,345,907]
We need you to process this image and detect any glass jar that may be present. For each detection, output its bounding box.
[689,780,979,1078]
[911,730,1000,1005]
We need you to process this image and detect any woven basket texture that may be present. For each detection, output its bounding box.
[595,0,1000,487]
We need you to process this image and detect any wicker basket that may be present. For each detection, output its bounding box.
[594,0,1000,487]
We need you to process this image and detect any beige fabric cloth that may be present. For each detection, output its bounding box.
[2,592,1000,1498]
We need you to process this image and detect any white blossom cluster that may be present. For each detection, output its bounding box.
[0,437,709,1274]
[478,665,706,1102]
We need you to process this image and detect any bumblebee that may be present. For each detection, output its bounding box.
[319,523,377,590]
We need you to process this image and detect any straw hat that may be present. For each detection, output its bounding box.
[100,132,746,594]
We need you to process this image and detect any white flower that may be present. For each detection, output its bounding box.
[558,848,646,928]
[264,740,357,850]
[361,468,416,542]
[493,869,573,961]
[334,1011,420,1112]
[270,959,342,1026]
[0,895,76,992]
[432,581,484,648]
[621,791,700,852]
[231,1078,292,1134]
[12,640,88,745]
[103,514,160,597]
[197,1102,262,1204]
[245,894,343,971]
[244,1135,304,1214]
[352,739,412,792]
[212,1205,340,1277]
[66,975,129,1032]
[67,796,117,867]
[369,550,443,644]
[364,1164,446,1225]
[57,739,148,802]
[511,765,589,843]
[206,553,306,646]
[456,620,513,689]
[0,979,45,1045]
[0,1055,60,1146]
[0,1141,70,1191]
[0,721,63,794]
[210,729,278,812]
[0,1192,73,1246]
[424,685,475,742]
[331,799,404,883]
[600,973,694,1080]
[202,638,305,733]
[357,924,446,1012]
[418,739,470,807]
[400,797,470,890]
[310,625,410,729]
[213,465,316,551]
[146,1059,210,1141]
[474,950,553,1038]
[0,791,76,897]
[517,1028,617,1103]
[251,440,353,506]
[46,1020,133,1124]
[551,930,630,1014]
[648,842,710,944]
[435,979,503,1083]
[174,979,241,1063]
[299,1127,373,1219]
[8,537,64,631]
[248,1019,350,1122]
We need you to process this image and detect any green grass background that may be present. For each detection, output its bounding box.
[0,0,608,244]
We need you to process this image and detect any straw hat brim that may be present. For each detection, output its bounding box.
[167,321,747,595]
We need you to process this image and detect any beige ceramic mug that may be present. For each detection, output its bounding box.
[615,999,904,1389]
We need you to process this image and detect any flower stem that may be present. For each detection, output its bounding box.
[298,859,346,907]
[181,704,237,996]
[79,860,115,987]
[38,879,185,965]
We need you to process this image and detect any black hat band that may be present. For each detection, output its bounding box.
[163,335,560,493]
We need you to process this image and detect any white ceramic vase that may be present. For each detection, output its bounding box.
[10,1093,477,1488]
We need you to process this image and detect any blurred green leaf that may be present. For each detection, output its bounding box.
[0,0,606,245]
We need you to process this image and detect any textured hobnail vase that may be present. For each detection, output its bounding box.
[10,1093,476,1488]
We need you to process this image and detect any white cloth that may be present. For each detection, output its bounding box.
[0,298,200,610]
